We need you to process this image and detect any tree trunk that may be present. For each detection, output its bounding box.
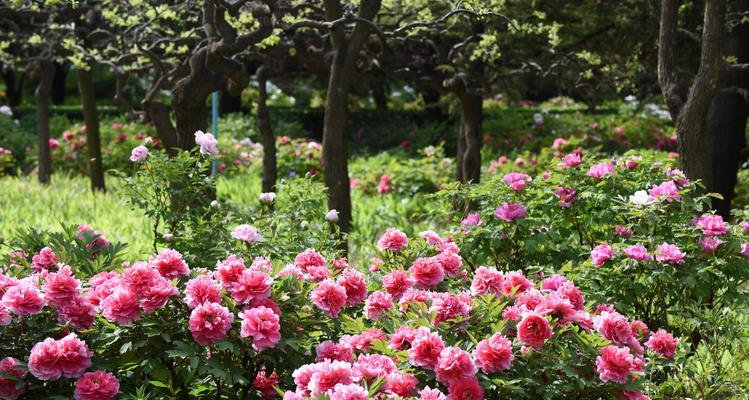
[257,66,277,193]
[659,0,726,193]
[321,0,382,238]
[323,49,354,234]
[51,62,67,105]
[143,100,180,155]
[172,50,216,151]
[77,68,106,192]
[371,81,388,111]
[1,69,23,107]
[460,93,483,183]
[220,87,242,116]
[35,61,55,185]
[705,16,749,217]
[421,89,442,121]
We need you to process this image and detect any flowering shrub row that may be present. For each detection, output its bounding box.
[0,224,677,399]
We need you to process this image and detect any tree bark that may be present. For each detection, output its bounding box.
[144,100,180,155]
[421,89,442,121]
[1,69,23,107]
[220,87,242,115]
[705,14,749,217]
[35,61,55,185]
[51,62,67,105]
[371,81,388,111]
[452,80,483,183]
[321,0,382,237]
[658,0,726,192]
[77,68,106,192]
[257,66,277,193]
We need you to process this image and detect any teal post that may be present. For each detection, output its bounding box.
[211,91,219,176]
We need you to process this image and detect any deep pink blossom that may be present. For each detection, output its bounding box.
[337,269,368,307]
[645,329,678,359]
[310,279,347,318]
[184,275,222,309]
[408,328,445,370]
[316,340,354,363]
[0,357,26,399]
[239,305,281,351]
[31,247,59,271]
[446,377,484,400]
[473,333,514,373]
[188,302,234,345]
[503,172,531,191]
[596,345,634,384]
[377,227,409,252]
[74,370,120,400]
[470,267,504,297]
[382,270,414,300]
[587,162,615,179]
[151,248,190,279]
[230,269,272,304]
[625,245,651,261]
[364,291,393,320]
[655,243,685,265]
[2,280,44,316]
[517,312,553,349]
[409,257,445,288]
[294,249,326,271]
[591,243,614,267]
[101,288,140,325]
[495,203,527,222]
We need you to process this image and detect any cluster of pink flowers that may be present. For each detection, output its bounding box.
[377,227,409,252]
[495,202,527,222]
[649,181,681,202]
[587,161,615,179]
[502,172,531,191]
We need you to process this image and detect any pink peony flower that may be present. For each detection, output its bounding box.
[461,213,482,227]
[377,227,409,252]
[419,230,444,245]
[294,249,326,271]
[741,243,749,259]
[431,292,472,327]
[420,387,446,400]
[139,277,178,313]
[558,282,585,311]
[329,383,368,400]
[408,328,445,370]
[239,305,281,351]
[502,270,532,296]
[2,280,44,316]
[58,295,96,330]
[473,333,514,373]
[694,214,728,236]
[587,162,615,179]
[594,311,633,345]
[216,255,246,288]
[377,175,392,194]
[649,181,681,202]
[699,236,723,253]
[630,320,649,339]
[121,262,161,295]
[337,269,368,307]
[409,257,445,288]
[559,152,582,167]
[590,243,614,267]
[382,269,414,300]
[29,334,92,381]
[615,225,634,237]
[252,370,279,399]
[316,340,354,363]
[87,272,121,308]
[194,130,219,155]
[540,274,569,291]
[645,329,678,359]
[619,390,652,400]
[76,224,110,255]
[495,203,526,222]
[74,370,120,400]
[308,360,354,396]
[188,302,234,345]
[386,372,419,397]
[363,291,393,320]
[353,354,397,382]
[436,251,463,278]
[625,245,651,261]
[346,328,386,353]
[596,345,634,384]
[471,266,504,297]
[310,279,347,318]
[31,247,60,271]
[232,224,263,243]
[555,187,576,208]
[151,248,190,279]
[101,288,141,325]
[389,326,416,350]
[446,377,484,400]
[0,357,26,399]
[517,312,553,349]
[503,172,531,191]
[129,145,149,162]
[0,308,10,326]
[184,275,222,309]
[230,269,272,304]
[655,243,685,265]
[42,265,82,308]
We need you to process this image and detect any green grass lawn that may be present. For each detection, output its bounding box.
[0,173,442,262]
